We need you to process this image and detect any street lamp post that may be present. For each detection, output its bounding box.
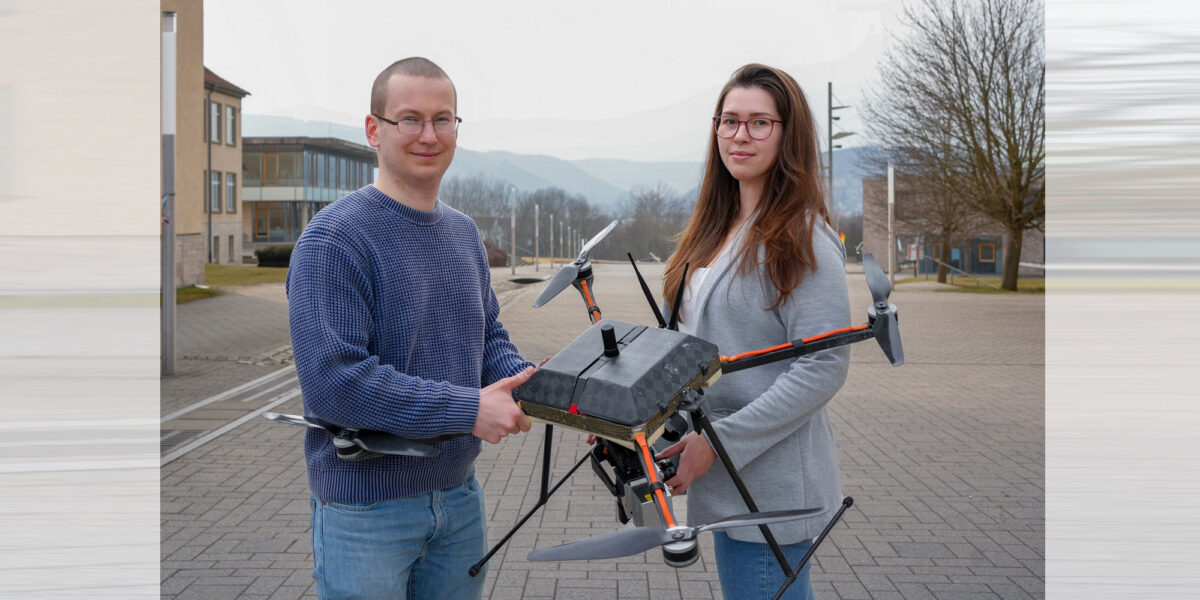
[828,82,854,232]
[509,186,516,276]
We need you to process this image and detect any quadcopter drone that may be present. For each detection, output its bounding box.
[267,221,903,599]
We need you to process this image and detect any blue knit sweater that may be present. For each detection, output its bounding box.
[286,186,532,503]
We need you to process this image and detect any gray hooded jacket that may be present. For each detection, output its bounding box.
[673,219,851,544]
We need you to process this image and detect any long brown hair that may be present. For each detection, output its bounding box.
[664,63,829,317]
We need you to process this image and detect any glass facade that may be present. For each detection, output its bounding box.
[244,144,375,243]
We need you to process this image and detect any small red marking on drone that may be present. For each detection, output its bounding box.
[568,404,580,415]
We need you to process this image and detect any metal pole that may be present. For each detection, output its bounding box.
[509,186,516,275]
[828,82,834,228]
[161,12,177,376]
[534,203,539,272]
[206,88,213,263]
[887,162,895,287]
[549,213,554,268]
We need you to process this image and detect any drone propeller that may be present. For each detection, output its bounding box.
[351,429,441,457]
[862,253,904,366]
[533,220,619,308]
[527,507,824,562]
[264,411,324,429]
[263,412,441,457]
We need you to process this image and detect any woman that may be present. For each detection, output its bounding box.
[656,63,851,599]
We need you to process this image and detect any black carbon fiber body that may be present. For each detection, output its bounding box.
[518,320,721,441]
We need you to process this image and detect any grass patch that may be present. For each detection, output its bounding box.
[177,285,221,303]
[896,275,1044,293]
[944,276,1043,294]
[204,263,289,287]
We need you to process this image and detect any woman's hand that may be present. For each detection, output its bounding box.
[656,432,716,495]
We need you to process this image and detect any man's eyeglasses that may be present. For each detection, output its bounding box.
[373,113,463,135]
[713,116,783,140]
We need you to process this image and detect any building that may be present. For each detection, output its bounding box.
[160,0,250,283]
[242,137,377,255]
[203,68,250,265]
[162,0,204,286]
[861,176,1044,277]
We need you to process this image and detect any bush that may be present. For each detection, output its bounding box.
[255,244,295,268]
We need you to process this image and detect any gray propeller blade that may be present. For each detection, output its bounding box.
[695,507,827,533]
[353,430,440,457]
[578,219,619,259]
[263,412,324,429]
[868,304,904,366]
[862,253,891,306]
[527,507,824,562]
[532,219,619,308]
[528,526,672,561]
[532,263,581,308]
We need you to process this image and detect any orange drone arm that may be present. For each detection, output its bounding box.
[579,279,602,323]
[720,324,870,364]
[633,432,676,528]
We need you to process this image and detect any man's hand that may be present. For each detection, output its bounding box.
[473,366,534,444]
[656,432,716,495]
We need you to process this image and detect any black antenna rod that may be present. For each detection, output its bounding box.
[667,262,689,331]
[627,253,667,328]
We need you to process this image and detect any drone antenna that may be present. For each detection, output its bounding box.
[627,253,667,328]
[666,262,689,331]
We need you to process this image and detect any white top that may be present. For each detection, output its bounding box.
[676,218,751,336]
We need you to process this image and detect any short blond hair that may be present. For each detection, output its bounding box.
[370,57,456,115]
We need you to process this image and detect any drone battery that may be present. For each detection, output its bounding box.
[518,319,721,447]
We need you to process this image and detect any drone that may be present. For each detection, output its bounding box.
[267,221,903,599]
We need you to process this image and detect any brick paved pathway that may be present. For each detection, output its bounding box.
[161,262,1044,599]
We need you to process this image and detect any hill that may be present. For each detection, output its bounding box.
[242,114,869,214]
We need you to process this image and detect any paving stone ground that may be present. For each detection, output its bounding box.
[161,262,1044,599]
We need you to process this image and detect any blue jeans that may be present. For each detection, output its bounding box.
[713,531,815,599]
[310,476,487,600]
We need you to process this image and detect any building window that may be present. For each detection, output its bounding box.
[209,100,222,143]
[263,152,278,186]
[209,170,222,213]
[228,235,235,264]
[243,152,262,186]
[225,105,236,146]
[254,203,268,238]
[978,242,996,263]
[278,152,303,186]
[226,173,237,213]
[213,236,220,263]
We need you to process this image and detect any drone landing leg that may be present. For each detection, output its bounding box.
[771,497,854,600]
[687,403,795,578]
[469,425,591,577]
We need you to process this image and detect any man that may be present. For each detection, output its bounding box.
[286,57,533,600]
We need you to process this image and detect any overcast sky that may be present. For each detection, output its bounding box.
[205,0,909,161]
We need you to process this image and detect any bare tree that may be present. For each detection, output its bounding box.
[604,184,692,263]
[441,174,512,243]
[862,0,1044,290]
[895,175,988,282]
